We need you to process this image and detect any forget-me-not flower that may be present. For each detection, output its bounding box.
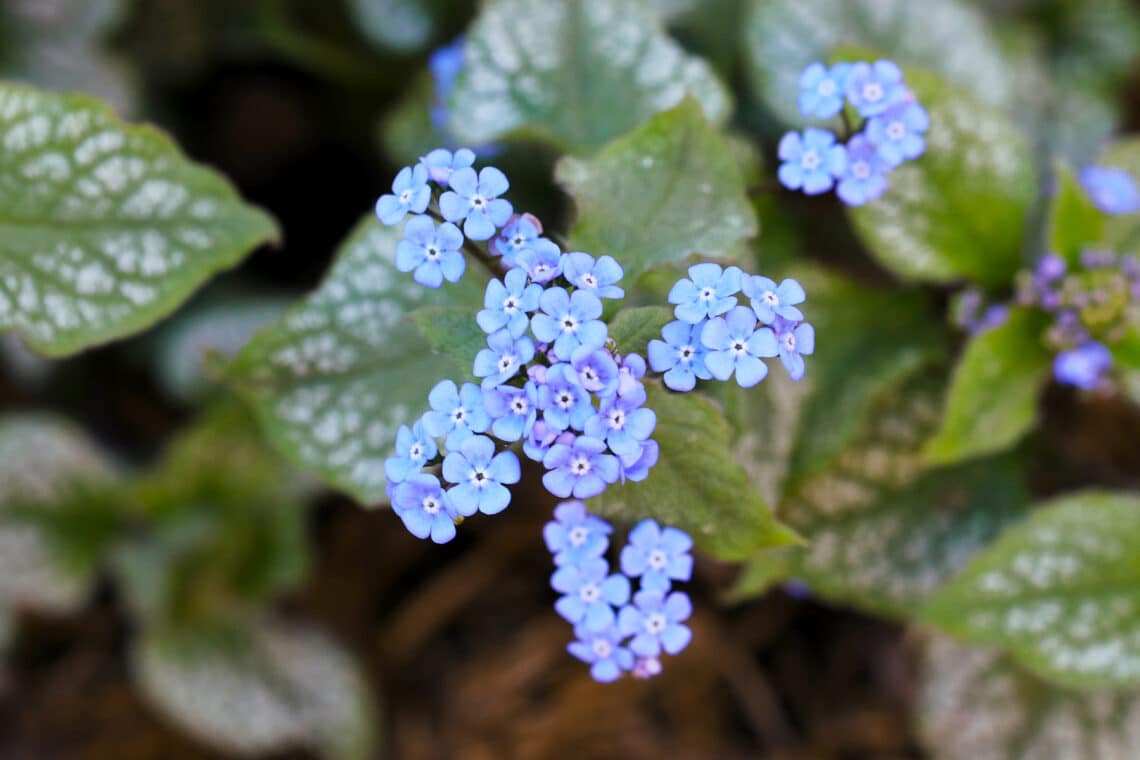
[618,439,659,483]
[440,166,513,240]
[562,252,625,300]
[771,317,815,381]
[1079,166,1140,215]
[837,135,891,207]
[531,287,608,362]
[543,500,612,567]
[482,381,539,441]
[701,306,778,388]
[846,60,905,117]
[584,387,656,458]
[477,268,542,337]
[777,128,846,195]
[798,62,852,119]
[866,101,929,167]
[375,164,431,225]
[516,238,564,283]
[384,419,438,484]
[539,363,595,432]
[568,622,634,682]
[570,345,620,398]
[1054,341,1112,389]
[420,147,475,185]
[668,263,743,324]
[620,518,694,592]
[743,276,805,324]
[648,320,711,392]
[490,213,543,263]
[617,590,693,658]
[441,434,520,516]
[551,557,630,631]
[474,329,535,389]
[543,435,619,499]
[395,215,466,288]
[422,380,490,449]
[393,473,459,544]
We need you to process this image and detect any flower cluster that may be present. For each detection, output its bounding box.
[778,60,929,206]
[545,504,693,683]
[649,263,814,391]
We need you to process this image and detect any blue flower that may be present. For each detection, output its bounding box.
[516,238,564,283]
[542,435,619,499]
[777,128,846,195]
[543,500,612,567]
[420,147,475,185]
[375,164,431,225]
[394,215,466,288]
[866,100,929,167]
[567,622,634,682]
[384,418,437,484]
[482,381,539,441]
[648,320,711,392]
[618,439,659,483]
[538,363,595,432]
[667,263,743,324]
[429,37,465,130]
[618,590,693,658]
[620,519,693,592]
[616,352,647,397]
[523,419,561,462]
[551,557,630,631]
[422,380,490,450]
[1079,166,1140,215]
[798,62,852,119]
[531,287,608,362]
[701,306,778,388]
[846,60,905,117]
[490,213,543,264]
[393,473,459,544]
[583,387,656,458]
[772,317,815,381]
[439,166,513,240]
[743,276,805,324]
[569,345,620,399]
[562,252,625,300]
[441,434,520,516]
[1054,341,1112,390]
[837,135,891,207]
[473,329,535,389]
[476,268,542,337]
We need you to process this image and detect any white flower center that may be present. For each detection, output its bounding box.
[422,496,440,515]
[471,194,486,208]
[648,549,668,570]
[561,314,579,333]
[818,79,836,96]
[763,291,779,306]
[568,526,589,547]
[678,345,695,363]
[852,160,871,180]
[534,264,553,278]
[731,340,747,355]
[511,234,525,247]
[452,407,466,423]
[470,467,489,488]
[399,189,413,204]
[579,583,600,603]
[583,368,598,383]
[502,296,518,313]
[557,391,574,409]
[783,332,796,352]
[645,613,667,635]
[591,638,612,658]
[863,82,883,103]
[498,355,515,373]
[700,287,715,301]
[582,273,597,287]
[511,398,528,415]
[887,121,906,140]
[801,149,821,171]
[409,443,423,461]
[425,245,440,261]
[608,409,625,430]
[571,455,592,475]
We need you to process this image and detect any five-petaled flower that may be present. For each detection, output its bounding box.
[562,252,625,300]
[668,263,743,324]
[617,590,693,658]
[394,215,466,288]
[771,317,815,381]
[743,276,806,324]
[544,500,612,567]
[474,330,535,389]
[866,100,929,167]
[477,268,542,338]
[392,473,459,544]
[543,435,620,499]
[701,306,779,388]
[440,166,513,240]
[384,419,438,484]
[584,387,657,458]
[568,623,634,683]
[442,434,521,516]
[798,62,852,119]
[648,320,712,392]
[531,287,608,362]
[777,128,846,195]
[375,164,431,225]
[422,380,491,450]
[551,557,631,631]
[846,60,904,117]
[482,381,540,441]
[620,519,694,592]
[420,147,475,185]
[837,135,891,207]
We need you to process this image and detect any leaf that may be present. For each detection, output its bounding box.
[135,621,375,759]
[596,384,801,562]
[924,308,1052,465]
[1048,165,1105,264]
[918,634,1140,760]
[449,0,730,153]
[606,305,672,358]
[922,490,1140,688]
[556,101,757,281]
[0,82,278,357]
[1099,138,1140,253]
[848,71,1036,286]
[409,305,486,372]
[227,216,484,505]
[744,0,1011,128]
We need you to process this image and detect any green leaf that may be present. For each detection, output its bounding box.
[0,83,278,357]
[556,100,757,281]
[410,305,486,371]
[923,490,1140,688]
[924,308,1051,465]
[1048,165,1105,263]
[596,384,801,561]
[606,306,672,358]
[449,0,730,153]
[227,216,484,505]
[848,71,1036,286]
[1099,138,1140,253]
[744,0,1011,128]
[919,634,1140,760]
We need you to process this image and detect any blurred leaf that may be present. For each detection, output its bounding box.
[227,216,484,505]
[924,308,1051,465]
[556,101,757,281]
[348,0,446,53]
[135,621,375,759]
[596,384,802,562]
[607,306,672,358]
[1047,165,1104,264]
[0,82,278,357]
[923,490,1140,688]
[663,0,746,75]
[409,304,485,371]
[744,0,1010,128]
[919,634,1140,760]
[380,73,447,163]
[449,0,730,153]
[1100,138,1140,254]
[848,71,1035,286]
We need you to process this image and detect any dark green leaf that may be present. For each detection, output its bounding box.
[606,306,672,358]
[410,305,486,371]
[1048,165,1104,264]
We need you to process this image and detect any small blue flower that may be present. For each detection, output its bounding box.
[620,519,693,592]
[618,590,693,658]
[422,380,491,450]
[798,61,852,119]
[1054,341,1112,390]
[523,419,561,462]
[384,418,438,484]
[477,268,542,337]
[777,128,846,195]
[543,435,619,499]
[482,381,539,441]
[420,147,476,185]
[743,276,805,324]
[439,166,513,240]
[531,287,608,362]
[562,252,625,300]
[618,439,659,483]
[583,387,656,458]
[490,213,543,264]
[569,345,620,399]
[473,329,535,389]
[846,60,905,117]
[772,317,815,381]
[441,434,520,516]
[375,164,431,225]
[538,363,595,432]
[667,263,743,324]
[393,473,459,544]
[567,622,634,682]
[1079,166,1140,215]
[701,306,778,388]
[866,100,929,167]
[648,320,711,392]
[543,500,612,567]
[429,37,464,130]
[394,215,466,288]
[516,238,564,283]
[837,135,891,207]
[616,352,647,397]
[551,557,630,631]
